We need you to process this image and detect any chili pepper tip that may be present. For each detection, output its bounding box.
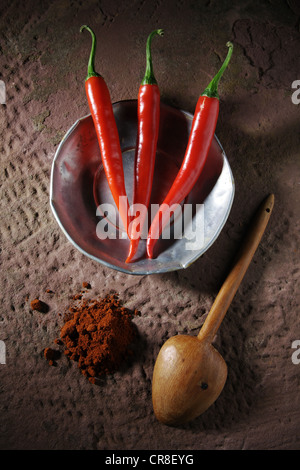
[125,239,140,263]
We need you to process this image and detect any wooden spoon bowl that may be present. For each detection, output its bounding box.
[153,335,227,425]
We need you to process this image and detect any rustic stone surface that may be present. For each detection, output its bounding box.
[0,0,299,450]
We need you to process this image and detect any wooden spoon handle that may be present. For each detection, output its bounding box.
[198,194,274,343]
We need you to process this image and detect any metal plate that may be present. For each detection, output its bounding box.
[50,99,234,275]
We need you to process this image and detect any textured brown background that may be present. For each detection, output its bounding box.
[0,0,300,450]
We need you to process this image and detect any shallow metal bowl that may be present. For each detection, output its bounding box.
[50,100,234,275]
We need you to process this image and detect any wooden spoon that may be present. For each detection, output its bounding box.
[152,194,274,426]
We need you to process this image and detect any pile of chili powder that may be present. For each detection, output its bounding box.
[60,293,139,383]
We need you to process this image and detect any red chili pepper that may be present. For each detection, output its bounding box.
[80,25,131,237]
[146,42,233,259]
[126,29,164,263]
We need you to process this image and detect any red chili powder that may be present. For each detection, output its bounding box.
[44,347,60,366]
[60,293,139,383]
[30,298,49,313]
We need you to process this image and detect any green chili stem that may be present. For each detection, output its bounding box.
[141,29,164,86]
[202,41,233,99]
[80,25,101,81]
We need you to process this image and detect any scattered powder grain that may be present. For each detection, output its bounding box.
[30,298,48,313]
[44,347,60,366]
